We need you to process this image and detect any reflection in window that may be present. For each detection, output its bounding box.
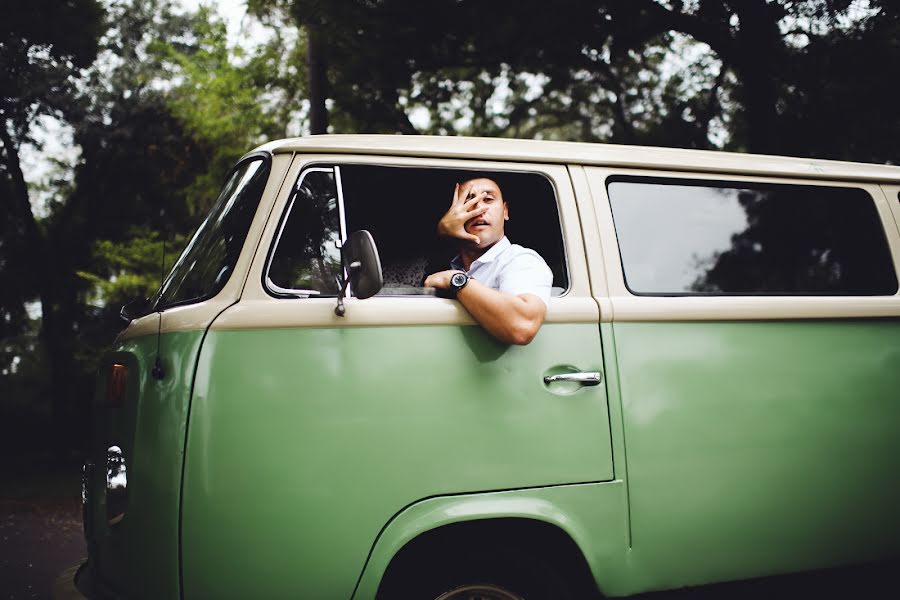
[267,169,342,295]
[156,158,269,309]
[608,178,898,295]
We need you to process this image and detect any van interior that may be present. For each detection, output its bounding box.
[339,165,568,295]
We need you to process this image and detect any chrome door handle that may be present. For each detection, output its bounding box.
[543,372,602,386]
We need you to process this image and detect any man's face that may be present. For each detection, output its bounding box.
[463,178,508,249]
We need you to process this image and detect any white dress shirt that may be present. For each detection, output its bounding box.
[451,236,553,306]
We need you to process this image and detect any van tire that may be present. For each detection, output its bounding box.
[378,544,572,600]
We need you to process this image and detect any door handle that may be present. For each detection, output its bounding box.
[543,371,602,386]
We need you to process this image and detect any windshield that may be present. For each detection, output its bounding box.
[154,157,270,310]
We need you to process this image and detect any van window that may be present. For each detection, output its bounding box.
[266,164,568,297]
[266,168,343,295]
[155,157,270,309]
[607,177,898,296]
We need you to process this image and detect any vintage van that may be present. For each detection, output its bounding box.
[77,135,900,599]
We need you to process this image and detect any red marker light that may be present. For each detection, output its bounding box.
[106,364,128,407]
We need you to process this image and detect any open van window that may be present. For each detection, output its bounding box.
[154,156,271,310]
[265,164,568,297]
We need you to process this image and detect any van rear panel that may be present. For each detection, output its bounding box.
[85,330,205,598]
[615,319,900,590]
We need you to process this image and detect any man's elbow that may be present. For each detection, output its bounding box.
[506,319,541,345]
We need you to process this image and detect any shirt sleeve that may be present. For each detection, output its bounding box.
[497,250,554,307]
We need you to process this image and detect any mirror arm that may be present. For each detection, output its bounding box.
[334,261,362,317]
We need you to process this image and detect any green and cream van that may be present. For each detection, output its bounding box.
[79,135,900,599]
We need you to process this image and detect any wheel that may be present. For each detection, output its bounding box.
[433,583,524,600]
[378,544,572,600]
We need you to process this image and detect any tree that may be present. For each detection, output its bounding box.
[1,0,105,451]
[268,0,897,160]
[779,4,900,163]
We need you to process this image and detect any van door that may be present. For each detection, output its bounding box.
[180,160,614,599]
[586,167,900,591]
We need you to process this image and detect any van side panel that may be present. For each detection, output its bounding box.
[614,319,900,592]
[88,330,205,598]
[181,321,614,599]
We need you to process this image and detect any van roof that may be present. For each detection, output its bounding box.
[254,134,900,184]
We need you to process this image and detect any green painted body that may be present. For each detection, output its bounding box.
[611,320,900,593]
[86,331,205,598]
[86,315,900,598]
[180,321,613,598]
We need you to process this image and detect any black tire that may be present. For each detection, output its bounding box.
[378,543,573,600]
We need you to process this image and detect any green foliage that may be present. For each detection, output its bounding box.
[2,0,899,434]
[77,230,187,312]
[155,5,306,211]
[157,13,268,208]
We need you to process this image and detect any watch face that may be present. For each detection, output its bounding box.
[451,272,467,288]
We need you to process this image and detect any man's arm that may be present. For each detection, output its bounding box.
[424,270,547,345]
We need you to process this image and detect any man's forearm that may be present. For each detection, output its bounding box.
[456,279,546,345]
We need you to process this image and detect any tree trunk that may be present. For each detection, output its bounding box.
[733,1,784,154]
[1,125,75,459]
[308,24,329,135]
[623,0,785,154]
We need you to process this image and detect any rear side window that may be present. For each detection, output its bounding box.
[156,157,270,309]
[607,177,898,296]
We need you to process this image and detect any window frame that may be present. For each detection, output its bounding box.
[605,174,899,298]
[152,151,272,312]
[262,166,346,298]
[262,161,572,300]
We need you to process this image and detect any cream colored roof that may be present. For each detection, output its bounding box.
[252,134,900,183]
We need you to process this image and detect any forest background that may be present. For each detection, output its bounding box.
[2,0,899,462]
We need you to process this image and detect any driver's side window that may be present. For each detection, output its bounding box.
[265,163,568,298]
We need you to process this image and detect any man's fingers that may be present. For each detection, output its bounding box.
[460,181,476,202]
[465,233,480,244]
[462,192,486,211]
[451,182,461,206]
[463,205,489,219]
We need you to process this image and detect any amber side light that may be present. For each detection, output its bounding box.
[106,363,128,406]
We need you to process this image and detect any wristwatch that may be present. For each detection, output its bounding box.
[449,271,470,297]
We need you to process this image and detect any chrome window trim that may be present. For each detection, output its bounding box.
[263,166,343,297]
[334,165,352,296]
[334,165,349,244]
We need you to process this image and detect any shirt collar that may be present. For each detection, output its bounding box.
[451,236,510,271]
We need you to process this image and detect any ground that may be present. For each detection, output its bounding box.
[0,461,84,600]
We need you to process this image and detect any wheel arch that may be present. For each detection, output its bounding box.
[352,491,605,599]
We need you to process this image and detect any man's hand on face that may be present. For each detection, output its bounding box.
[437,182,488,245]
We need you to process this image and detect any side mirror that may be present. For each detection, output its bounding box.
[119,297,151,325]
[335,230,383,316]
